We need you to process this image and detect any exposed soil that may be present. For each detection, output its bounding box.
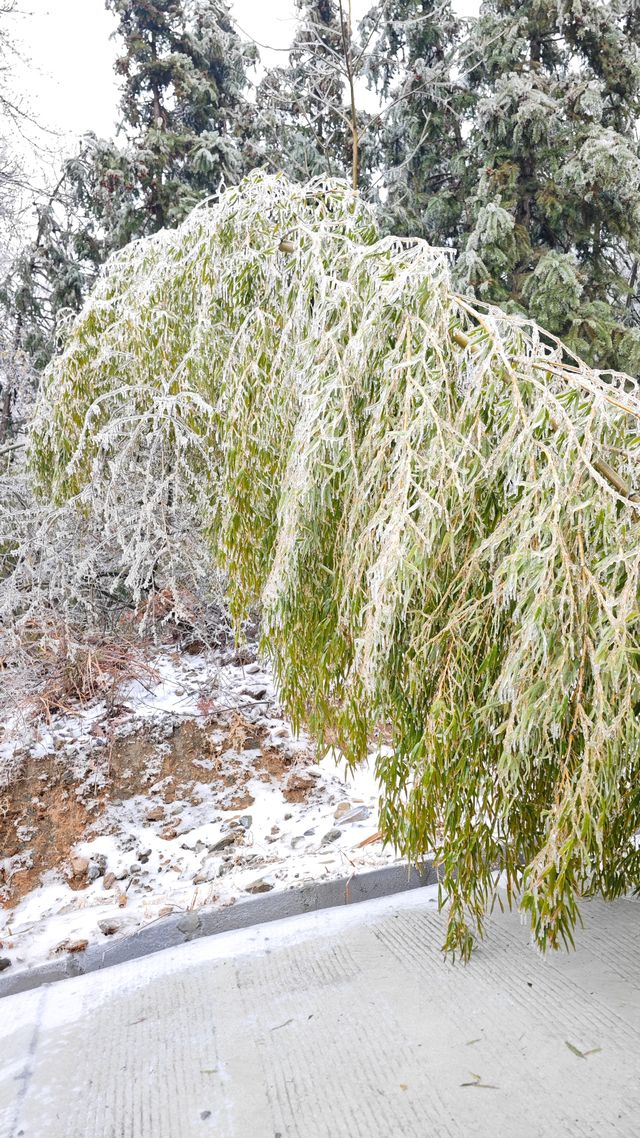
[0,712,313,909]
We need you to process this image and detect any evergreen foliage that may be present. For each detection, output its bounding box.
[364,0,467,243]
[256,0,376,190]
[30,172,640,958]
[104,0,255,236]
[453,0,640,373]
[4,0,255,371]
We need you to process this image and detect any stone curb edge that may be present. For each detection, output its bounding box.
[0,861,438,1000]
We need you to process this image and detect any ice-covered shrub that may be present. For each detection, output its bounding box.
[28,171,640,956]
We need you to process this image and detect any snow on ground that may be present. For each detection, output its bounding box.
[0,645,401,975]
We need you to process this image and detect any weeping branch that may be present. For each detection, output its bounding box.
[29,172,640,957]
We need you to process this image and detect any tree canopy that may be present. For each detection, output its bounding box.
[30,172,640,957]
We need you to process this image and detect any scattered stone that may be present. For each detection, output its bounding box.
[245,663,261,675]
[284,812,292,821]
[161,826,178,841]
[337,805,370,824]
[87,862,102,882]
[321,829,342,846]
[270,825,280,835]
[70,855,89,878]
[146,806,164,822]
[211,833,237,852]
[103,871,116,890]
[54,938,89,956]
[291,836,305,849]
[129,863,142,875]
[98,918,125,937]
[245,878,274,894]
[158,906,174,917]
[334,801,352,820]
[304,828,316,836]
[177,913,202,937]
[242,736,261,750]
[117,893,128,908]
[238,815,253,830]
[0,958,11,972]
[137,848,152,864]
[242,686,267,701]
[201,1110,212,1120]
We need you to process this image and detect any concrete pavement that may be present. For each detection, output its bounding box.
[1,887,639,1137]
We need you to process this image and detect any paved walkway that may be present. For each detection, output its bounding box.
[1,888,639,1137]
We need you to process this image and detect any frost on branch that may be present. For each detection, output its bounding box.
[28,171,640,956]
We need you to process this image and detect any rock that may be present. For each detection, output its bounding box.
[177,913,202,938]
[0,957,11,972]
[98,918,126,937]
[337,805,370,824]
[161,826,178,841]
[291,835,305,849]
[242,686,267,701]
[145,806,164,822]
[201,1110,212,1120]
[54,938,89,955]
[103,871,116,890]
[158,906,174,917]
[334,801,352,820]
[242,736,261,751]
[211,833,237,852]
[238,815,252,830]
[70,855,89,877]
[321,828,342,846]
[137,848,152,864]
[117,893,128,908]
[87,862,102,882]
[245,662,261,675]
[284,812,292,821]
[129,863,142,875]
[244,878,274,894]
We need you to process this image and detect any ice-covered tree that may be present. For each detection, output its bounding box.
[256,0,372,189]
[363,0,467,243]
[104,0,256,235]
[28,172,640,958]
[6,0,256,371]
[454,0,640,374]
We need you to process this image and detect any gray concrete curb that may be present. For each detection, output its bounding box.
[0,861,438,999]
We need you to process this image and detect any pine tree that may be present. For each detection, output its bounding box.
[5,0,256,371]
[363,0,467,244]
[104,0,256,236]
[454,0,640,374]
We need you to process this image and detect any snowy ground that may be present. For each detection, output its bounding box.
[0,645,399,975]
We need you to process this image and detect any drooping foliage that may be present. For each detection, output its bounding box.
[30,173,640,957]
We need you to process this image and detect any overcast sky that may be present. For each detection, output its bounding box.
[13,0,479,152]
